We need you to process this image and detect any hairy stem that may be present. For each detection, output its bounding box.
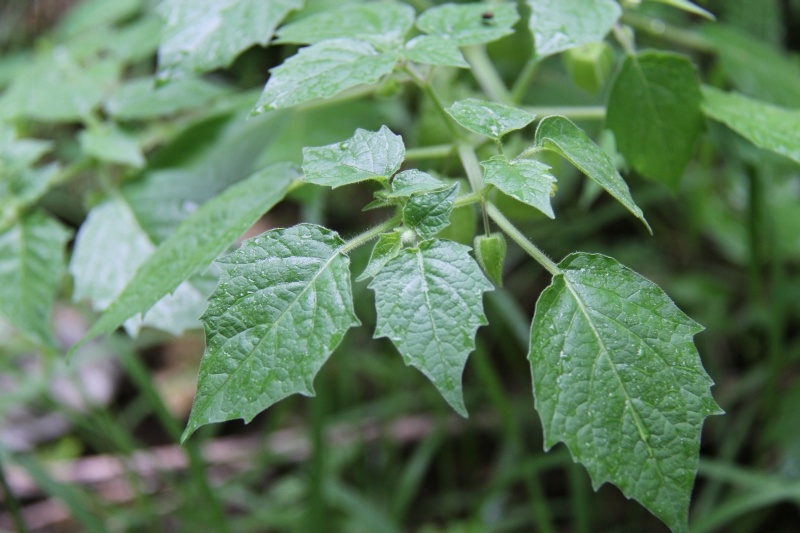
[463,45,512,104]
[340,214,402,254]
[487,202,561,276]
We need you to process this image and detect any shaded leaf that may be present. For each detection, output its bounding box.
[403,183,459,239]
[0,52,119,122]
[535,116,650,232]
[277,2,415,45]
[156,0,302,82]
[481,157,555,218]
[0,212,71,346]
[183,224,359,441]
[702,25,800,108]
[70,196,208,338]
[79,124,145,168]
[416,3,519,47]
[254,39,398,113]
[527,0,620,58]
[105,77,230,120]
[701,86,800,165]
[446,99,535,140]
[0,129,58,230]
[606,51,703,189]
[529,252,721,532]
[402,36,469,68]
[302,126,404,188]
[370,239,492,415]
[357,230,403,282]
[75,164,298,350]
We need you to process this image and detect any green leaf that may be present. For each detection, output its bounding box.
[402,35,469,69]
[277,2,415,45]
[529,252,722,532]
[702,25,800,108]
[74,163,298,350]
[78,124,145,168]
[403,183,459,239]
[0,130,59,230]
[481,157,556,219]
[446,99,536,140]
[356,230,403,282]
[474,232,506,287]
[606,51,703,189]
[527,0,621,59]
[701,86,800,165]
[416,3,519,47]
[302,126,405,188]
[105,77,230,120]
[387,169,444,198]
[254,39,398,113]
[370,239,493,416]
[69,196,209,338]
[535,116,650,232]
[156,0,302,82]
[646,0,715,19]
[0,212,71,346]
[0,52,119,122]
[182,224,359,441]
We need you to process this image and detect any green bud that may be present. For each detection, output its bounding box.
[474,232,506,287]
[563,42,615,94]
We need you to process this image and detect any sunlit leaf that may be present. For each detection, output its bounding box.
[530,252,722,532]
[156,0,302,82]
[527,0,620,58]
[370,239,492,416]
[183,224,359,441]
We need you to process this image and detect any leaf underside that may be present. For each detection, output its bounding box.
[183,224,359,441]
[529,253,722,532]
[370,239,493,416]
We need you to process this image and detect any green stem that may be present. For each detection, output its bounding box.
[486,202,561,276]
[453,190,483,208]
[613,23,637,55]
[403,65,463,139]
[340,215,402,254]
[462,46,512,104]
[621,12,714,53]
[524,106,606,121]
[456,143,484,192]
[405,143,456,161]
[511,59,540,104]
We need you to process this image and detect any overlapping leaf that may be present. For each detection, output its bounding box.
[402,36,469,68]
[607,51,703,189]
[387,169,445,198]
[527,0,620,58]
[254,39,398,113]
[0,212,71,346]
[75,164,298,350]
[79,124,145,168]
[357,231,402,282]
[416,3,519,47]
[481,157,555,218]
[277,2,414,45]
[370,240,493,416]
[183,224,359,441]
[302,126,405,187]
[529,253,722,532]
[156,0,302,82]
[403,183,459,238]
[701,86,800,165]
[535,116,650,232]
[446,99,535,140]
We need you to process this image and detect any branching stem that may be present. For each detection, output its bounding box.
[340,214,402,254]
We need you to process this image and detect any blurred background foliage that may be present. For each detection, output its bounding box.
[0,0,799,531]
